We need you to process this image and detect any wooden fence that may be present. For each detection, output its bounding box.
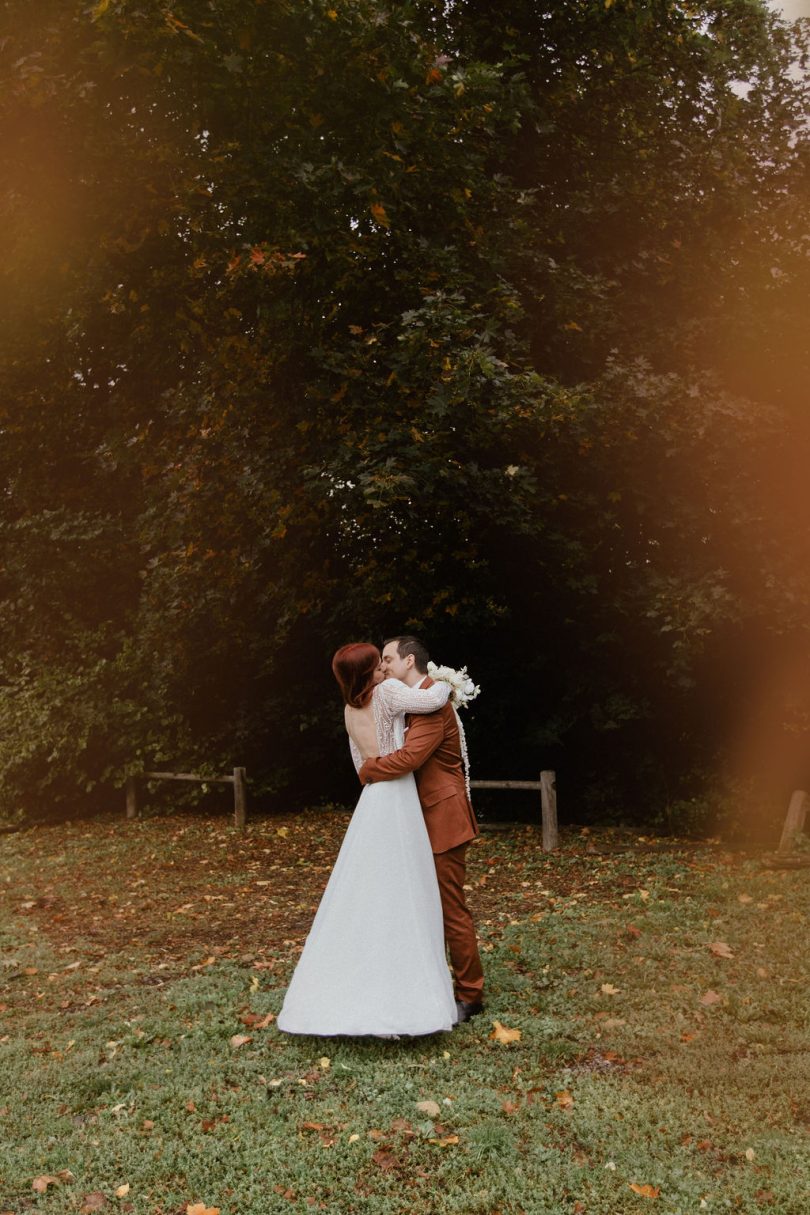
[122,766,559,849]
[471,770,558,851]
[125,768,247,829]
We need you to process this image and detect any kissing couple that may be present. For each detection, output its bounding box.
[277,634,484,1037]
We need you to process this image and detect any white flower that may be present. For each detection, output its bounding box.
[426,661,481,710]
[426,661,480,806]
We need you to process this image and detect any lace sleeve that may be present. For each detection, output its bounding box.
[376,678,450,716]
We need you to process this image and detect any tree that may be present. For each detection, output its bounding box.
[1,0,807,829]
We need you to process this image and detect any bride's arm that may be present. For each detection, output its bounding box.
[376,677,450,715]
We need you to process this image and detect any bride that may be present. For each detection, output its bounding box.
[276,641,458,1037]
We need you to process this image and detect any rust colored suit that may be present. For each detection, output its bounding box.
[358,677,484,1004]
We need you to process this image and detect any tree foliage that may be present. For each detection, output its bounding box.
[1,0,808,827]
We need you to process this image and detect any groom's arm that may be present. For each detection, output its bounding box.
[358,714,443,784]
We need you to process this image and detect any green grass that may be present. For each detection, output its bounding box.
[1,814,808,1214]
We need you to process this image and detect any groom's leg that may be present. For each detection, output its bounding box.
[433,843,484,1005]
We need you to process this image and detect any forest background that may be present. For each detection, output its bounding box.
[1,0,808,837]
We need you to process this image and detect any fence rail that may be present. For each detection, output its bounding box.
[471,769,558,851]
[125,768,247,829]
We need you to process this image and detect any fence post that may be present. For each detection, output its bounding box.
[125,777,139,820]
[540,770,558,852]
[233,767,247,831]
[778,789,809,854]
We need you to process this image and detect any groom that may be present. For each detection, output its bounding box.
[358,635,485,1023]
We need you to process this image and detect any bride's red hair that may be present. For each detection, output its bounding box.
[332,642,380,708]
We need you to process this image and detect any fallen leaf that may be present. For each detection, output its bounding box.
[187,1205,220,1215]
[415,1100,441,1118]
[429,1134,460,1147]
[629,1182,660,1198]
[229,1034,252,1049]
[372,1148,398,1170]
[190,956,216,971]
[699,990,722,1006]
[745,1147,756,1161]
[738,893,753,904]
[489,1020,522,1045]
[370,202,391,228]
[555,1090,574,1109]
[318,1056,330,1070]
[709,941,734,959]
[348,1133,360,1143]
[80,1194,108,1213]
[600,983,621,995]
[276,827,289,838]
[32,1176,60,1194]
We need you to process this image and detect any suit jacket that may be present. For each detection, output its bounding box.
[359,676,479,854]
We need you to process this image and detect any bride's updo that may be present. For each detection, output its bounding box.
[332,642,381,708]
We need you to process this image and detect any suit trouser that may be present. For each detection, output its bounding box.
[433,842,484,1005]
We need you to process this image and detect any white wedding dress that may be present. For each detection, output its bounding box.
[276,677,458,1037]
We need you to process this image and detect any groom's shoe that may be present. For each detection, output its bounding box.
[455,999,484,1024]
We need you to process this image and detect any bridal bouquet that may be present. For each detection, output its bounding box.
[427,662,480,710]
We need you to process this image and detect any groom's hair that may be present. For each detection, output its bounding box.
[385,634,429,674]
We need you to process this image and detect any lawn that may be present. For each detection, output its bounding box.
[1,810,808,1215]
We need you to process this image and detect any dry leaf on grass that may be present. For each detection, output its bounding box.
[229,1033,252,1048]
[555,1090,574,1109]
[429,1134,459,1147]
[629,1182,660,1198]
[699,990,722,1006]
[32,1176,60,1194]
[80,1194,108,1213]
[187,1205,221,1215]
[415,1100,441,1118]
[600,983,621,995]
[709,941,734,959]
[114,1184,130,1198]
[489,1020,521,1045]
